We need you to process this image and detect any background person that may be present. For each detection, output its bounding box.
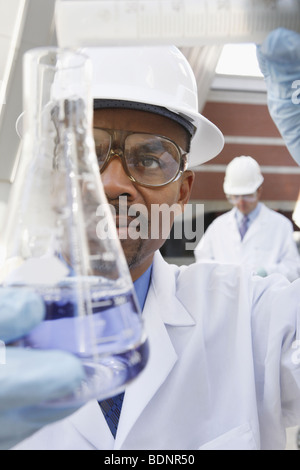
[194,156,300,281]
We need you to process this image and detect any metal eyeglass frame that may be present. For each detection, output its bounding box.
[94,128,189,188]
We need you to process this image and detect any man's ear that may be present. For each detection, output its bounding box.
[178,171,195,210]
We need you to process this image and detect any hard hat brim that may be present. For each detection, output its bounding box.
[223,178,264,196]
[185,108,224,168]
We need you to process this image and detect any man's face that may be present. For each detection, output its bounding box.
[93,108,194,281]
[235,196,258,215]
[227,187,262,215]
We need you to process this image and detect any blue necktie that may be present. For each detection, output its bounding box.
[239,215,249,240]
[98,392,124,438]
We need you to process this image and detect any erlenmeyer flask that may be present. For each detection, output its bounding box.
[0,47,149,406]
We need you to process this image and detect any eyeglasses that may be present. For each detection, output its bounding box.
[93,128,188,188]
[226,192,258,204]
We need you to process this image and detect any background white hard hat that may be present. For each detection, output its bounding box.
[84,46,224,168]
[223,156,264,195]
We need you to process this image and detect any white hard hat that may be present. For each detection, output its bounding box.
[223,156,264,195]
[84,46,224,168]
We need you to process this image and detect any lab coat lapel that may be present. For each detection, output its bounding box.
[243,203,267,242]
[228,209,241,243]
[114,252,195,449]
[69,399,115,449]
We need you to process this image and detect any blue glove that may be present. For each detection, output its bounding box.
[0,288,84,450]
[256,28,300,166]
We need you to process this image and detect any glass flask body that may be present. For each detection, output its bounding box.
[1,48,148,406]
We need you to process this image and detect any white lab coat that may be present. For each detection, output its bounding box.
[13,251,300,450]
[194,203,300,281]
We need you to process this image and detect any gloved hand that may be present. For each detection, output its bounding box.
[256,28,300,166]
[0,288,84,450]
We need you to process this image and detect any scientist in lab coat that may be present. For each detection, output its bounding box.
[194,156,300,281]
[9,43,300,451]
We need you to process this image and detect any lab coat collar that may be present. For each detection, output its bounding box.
[149,251,196,327]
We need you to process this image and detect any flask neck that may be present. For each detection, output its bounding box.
[22,48,93,141]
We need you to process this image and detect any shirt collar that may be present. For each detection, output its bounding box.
[133,264,153,311]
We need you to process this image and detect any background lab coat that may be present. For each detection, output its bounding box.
[194,203,300,281]
[13,252,300,450]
